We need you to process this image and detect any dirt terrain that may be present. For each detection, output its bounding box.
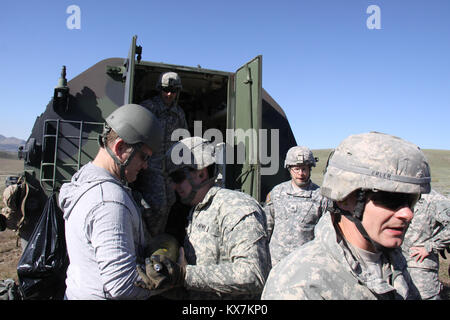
[0,229,22,281]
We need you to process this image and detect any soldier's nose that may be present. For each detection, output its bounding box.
[395,206,414,223]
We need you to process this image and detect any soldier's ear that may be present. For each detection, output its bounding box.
[114,138,130,160]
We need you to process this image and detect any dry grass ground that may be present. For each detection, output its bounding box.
[0,229,21,281]
[0,150,449,297]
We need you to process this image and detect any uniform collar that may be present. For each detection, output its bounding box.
[195,186,220,210]
[286,180,314,197]
[319,212,404,296]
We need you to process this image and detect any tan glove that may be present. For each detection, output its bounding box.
[135,257,167,290]
[135,253,186,290]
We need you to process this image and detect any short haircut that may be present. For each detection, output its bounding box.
[104,129,119,148]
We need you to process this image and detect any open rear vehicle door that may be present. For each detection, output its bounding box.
[232,56,262,201]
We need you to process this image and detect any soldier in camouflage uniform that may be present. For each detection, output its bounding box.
[135,72,188,236]
[265,146,328,266]
[136,137,271,299]
[401,189,450,299]
[262,132,430,300]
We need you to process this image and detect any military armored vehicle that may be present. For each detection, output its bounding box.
[18,35,297,228]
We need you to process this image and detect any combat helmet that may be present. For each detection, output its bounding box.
[101,104,162,183]
[105,103,162,153]
[167,136,216,174]
[321,132,431,250]
[321,131,431,202]
[166,136,217,205]
[156,72,182,91]
[284,146,318,168]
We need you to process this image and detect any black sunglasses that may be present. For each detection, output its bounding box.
[162,87,178,93]
[368,191,419,211]
[138,150,150,162]
[169,170,188,184]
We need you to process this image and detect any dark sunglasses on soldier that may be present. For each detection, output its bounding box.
[169,170,187,184]
[162,87,177,93]
[136,149,150,162]
[368,191,420,211]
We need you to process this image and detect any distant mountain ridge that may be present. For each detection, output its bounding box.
[0,134,26,152]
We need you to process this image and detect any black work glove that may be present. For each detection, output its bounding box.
[135,255,185,290]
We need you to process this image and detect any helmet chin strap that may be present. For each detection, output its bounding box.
[103,135,140,185]
[332,190,387,252]
[179,167,217,206]
[173,88,181,107]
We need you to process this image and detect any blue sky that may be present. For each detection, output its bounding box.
[1,0,449,150]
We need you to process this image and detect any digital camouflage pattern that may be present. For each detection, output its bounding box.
[1,183,24,230]
[321,132,431,202]
[264,180,328,266]
[183,186,271,299]
[157,72,182,89]
[284,146,317,168]
[261,212,419,300]
[401,189,450,299]
[0,279,20,300]
[134,95,188,236]
[1,175,46,250]
[166,136,216,173]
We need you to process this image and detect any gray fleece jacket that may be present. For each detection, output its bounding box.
[59,162,151,300]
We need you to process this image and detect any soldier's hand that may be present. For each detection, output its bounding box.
[135,255,186,290]
[135,257,166,290]
[410,246,430,263]
[150,254,186,288]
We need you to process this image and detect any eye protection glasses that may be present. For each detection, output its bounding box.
[138,151,150,162]
[162,87,178,93]
[169,168,196,184]
[368,191,420,211]
[133,146,150,162]
[169,170,188,184]
[289,166,309,173]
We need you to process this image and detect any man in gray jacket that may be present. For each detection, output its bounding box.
[262,132,430,300]
[59,104,162,299]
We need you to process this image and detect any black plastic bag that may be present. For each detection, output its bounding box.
[17,193,69,299]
